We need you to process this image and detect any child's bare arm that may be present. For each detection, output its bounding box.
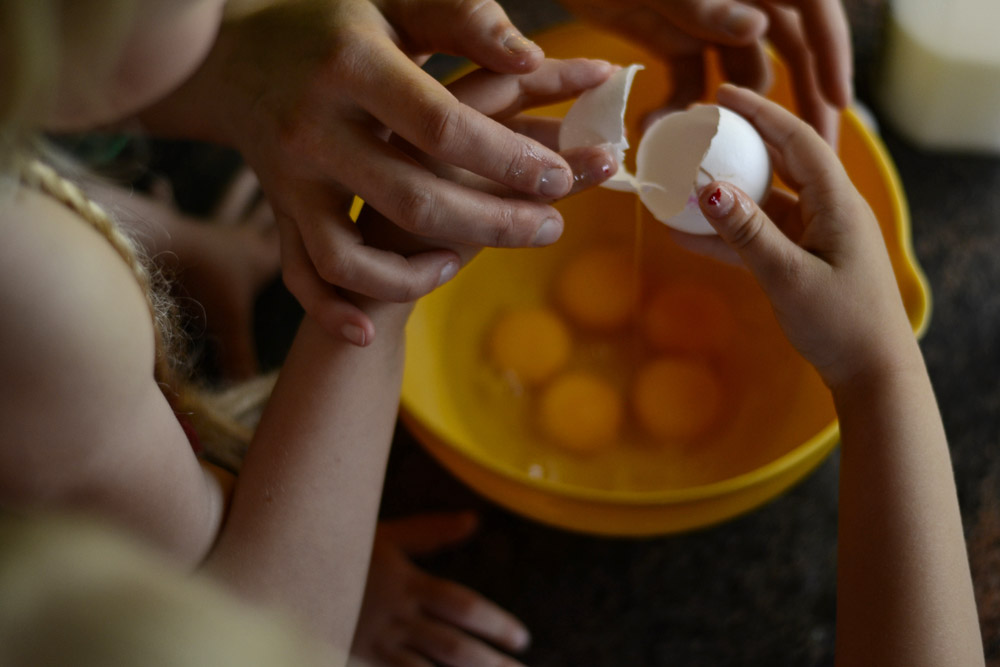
[696,85,983,667]
[202,58,617,659]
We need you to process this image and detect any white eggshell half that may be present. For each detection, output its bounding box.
[558,64,643,192]
[637,105,772,235]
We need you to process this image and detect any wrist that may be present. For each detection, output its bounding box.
[828,342,929,407]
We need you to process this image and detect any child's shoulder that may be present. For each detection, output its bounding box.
[0,183,155,371]
[0,184,159,490]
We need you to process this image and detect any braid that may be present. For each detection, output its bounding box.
[18,157,183,394]
[16,155,269,472]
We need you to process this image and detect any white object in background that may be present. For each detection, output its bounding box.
[878,0,1000,153]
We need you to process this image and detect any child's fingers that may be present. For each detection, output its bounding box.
[405,615,528,667]
[415,575,531,654]
[715,84,850,195]
[698,182,815,295]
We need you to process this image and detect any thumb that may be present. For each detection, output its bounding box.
[699,182,803,294]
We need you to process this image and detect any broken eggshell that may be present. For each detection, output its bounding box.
[558,64,643,192]
[559,66,772,235]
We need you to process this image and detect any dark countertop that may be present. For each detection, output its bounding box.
[374,1,1000,665]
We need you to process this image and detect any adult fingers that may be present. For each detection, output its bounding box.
[329,127,568,247]
[377,512,479,556]
[717,42,772,94]
[414,577,531,654]
[377,0,544,72]
[390,132,617,203]
[446,58,615,120]
[775,0,853,107]
[762,4,841,146]
[337,34,574,198]
[505,115,562,151]
[659,0,769,44]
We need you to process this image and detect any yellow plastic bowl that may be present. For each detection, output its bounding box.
[400,24,930,536]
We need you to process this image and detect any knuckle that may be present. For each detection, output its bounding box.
[727,210,767,251]
[420,101,468,154]
[314,245,354,285]
[327,27,371,77]
[454,0,495,30]
[502,142,533,186]
[394,275,424,303]
[488,205,519,247]
[392,184,437,234]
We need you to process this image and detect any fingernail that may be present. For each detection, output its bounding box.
[723,5,762,38]
[532,218,562,246]
[341,323,367,347]
[437,260,459,287]
[511,625,532,652]
[702,184,735,218]
[538,167,571,198]
[503,31,539,54]
[573,152,617,188]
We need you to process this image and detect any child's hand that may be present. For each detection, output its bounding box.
[693,84,919,391]
[559,0,851,144]
[350,513,530,667]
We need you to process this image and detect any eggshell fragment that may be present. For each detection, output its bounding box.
[558,64,643,192]
[559,65,772,235]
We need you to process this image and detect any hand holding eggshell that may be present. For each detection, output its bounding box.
[559,66,772,235]
[696,85,918,391]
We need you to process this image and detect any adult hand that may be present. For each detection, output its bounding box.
[142,0,600,346]
[558,0,852,145]
[692,85,917,390]
[350,513,530,667]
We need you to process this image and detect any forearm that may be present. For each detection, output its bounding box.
[832,350,983,666]
[203,300,411,655]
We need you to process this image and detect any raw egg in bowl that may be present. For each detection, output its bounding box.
[399,23,930,536]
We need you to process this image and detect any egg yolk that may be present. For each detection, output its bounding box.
[538,371,622,451]
[641,281,736,355]
[553,247,636,330]
[631,357,722,441]
[488,306,572,385]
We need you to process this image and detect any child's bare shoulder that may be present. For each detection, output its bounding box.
[0,185,159,493]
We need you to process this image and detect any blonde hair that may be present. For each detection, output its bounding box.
[0,1,136,164]
[3,2,267,465]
